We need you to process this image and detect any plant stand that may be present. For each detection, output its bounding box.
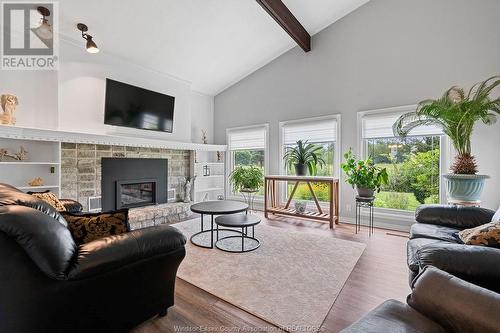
[355,196,374,236]
[240,188,258,213]
[264,175,339,229]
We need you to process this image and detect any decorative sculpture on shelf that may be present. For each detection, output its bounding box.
[183,176,196,203]
[201,130,208,144]
[0,94,19,126]
[28,177,44,186]
[0,146,28,161]
[217,151,223,162]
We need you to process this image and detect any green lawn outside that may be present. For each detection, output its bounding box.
[373,163,439,211]
[374,191,439,211]
[288,183,331,202]
[286,183,439,212]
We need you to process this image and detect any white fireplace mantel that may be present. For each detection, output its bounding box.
[0,125,226,151]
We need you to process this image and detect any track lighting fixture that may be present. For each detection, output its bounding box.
[77,23,99,53]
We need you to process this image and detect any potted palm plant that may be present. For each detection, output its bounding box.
[283,140,325,176]
[341,149,389,197]
[393,76,500,203]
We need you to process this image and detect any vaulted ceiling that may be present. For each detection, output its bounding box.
[59,0,369,95]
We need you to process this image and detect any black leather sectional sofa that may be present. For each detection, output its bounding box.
[408,204,498,292]
[342,204,500,332]
[341,266,500,333]
[0,183,186,333]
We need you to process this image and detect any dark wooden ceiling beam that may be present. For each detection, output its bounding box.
[256,0,311,52]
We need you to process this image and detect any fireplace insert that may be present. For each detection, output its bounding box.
[116,179,158,209]
[102,158,168,211]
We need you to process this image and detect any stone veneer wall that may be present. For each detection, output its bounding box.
[60,143,190,211]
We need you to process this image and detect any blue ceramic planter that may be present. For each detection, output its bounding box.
[443,174,489,202]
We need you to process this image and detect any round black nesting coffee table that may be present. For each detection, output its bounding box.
[215,214,261,253]
[190,200,248,249]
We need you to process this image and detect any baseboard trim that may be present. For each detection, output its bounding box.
[339,216,411,232]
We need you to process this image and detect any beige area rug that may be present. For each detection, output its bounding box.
[173,217,366,331]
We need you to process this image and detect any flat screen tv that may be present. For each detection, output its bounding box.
[104,78,175,133]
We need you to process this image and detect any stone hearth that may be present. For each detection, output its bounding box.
[128,202,192,230]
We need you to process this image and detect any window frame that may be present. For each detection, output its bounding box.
[225,123,269,200]
[357,105,451,217]
[278,114,342,207]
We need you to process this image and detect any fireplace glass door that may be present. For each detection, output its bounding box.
[116,179,157,209]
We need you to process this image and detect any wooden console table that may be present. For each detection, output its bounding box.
[264,175,339,229]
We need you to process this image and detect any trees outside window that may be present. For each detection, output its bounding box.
[234,150,265,169]
[232,150,265,196]
[366,136,440,211]
[227,125,268,198]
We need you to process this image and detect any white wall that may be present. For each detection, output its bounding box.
[58,41,192,142]
[472,123,500,210]
[190,91,214,144]
[214,0,500,224]
[1,41,214,143]
[0,71,58,129]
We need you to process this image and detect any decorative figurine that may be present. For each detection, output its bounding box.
[28,177,44,186]
[0,94,19,126]
[0,146,28,161]
[217,151,223,162]
[183,176,196,203]
[201,130,208,144]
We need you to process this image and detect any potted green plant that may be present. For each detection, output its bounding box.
[393,76,500,203]
[283,140,326,176]
[341,149,389,197]
[229,165,264,192]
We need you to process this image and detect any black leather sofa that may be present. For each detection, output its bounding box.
[340,266,500,333]
[0,183,186,333]
[407,204,498,292]
[59,197,84,213]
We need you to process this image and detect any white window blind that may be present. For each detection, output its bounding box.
[362,112,443,139]
[228,126,267,150]
[283,118,337,145]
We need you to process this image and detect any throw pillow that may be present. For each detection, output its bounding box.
[492,205,500,222]
[458,221,500,248]
[28,190,66,212]
[61,209,129,245]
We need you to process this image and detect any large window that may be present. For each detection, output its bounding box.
[281,116,338,202]
[361,110,444,211]
[227,125,268,196]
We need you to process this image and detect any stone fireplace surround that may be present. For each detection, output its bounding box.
[60,142,190,212]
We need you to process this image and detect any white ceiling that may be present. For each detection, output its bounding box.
[59,0,369,95]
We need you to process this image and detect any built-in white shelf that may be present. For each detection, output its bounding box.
[191,150,225,202]
[0,124,227,152]
[0,137,61,196]
[194,162,224,165]
[0,162,60,165]
[195,187,225,193]
[198,175,224,179]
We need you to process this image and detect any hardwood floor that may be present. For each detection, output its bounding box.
[133,214,410,333]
